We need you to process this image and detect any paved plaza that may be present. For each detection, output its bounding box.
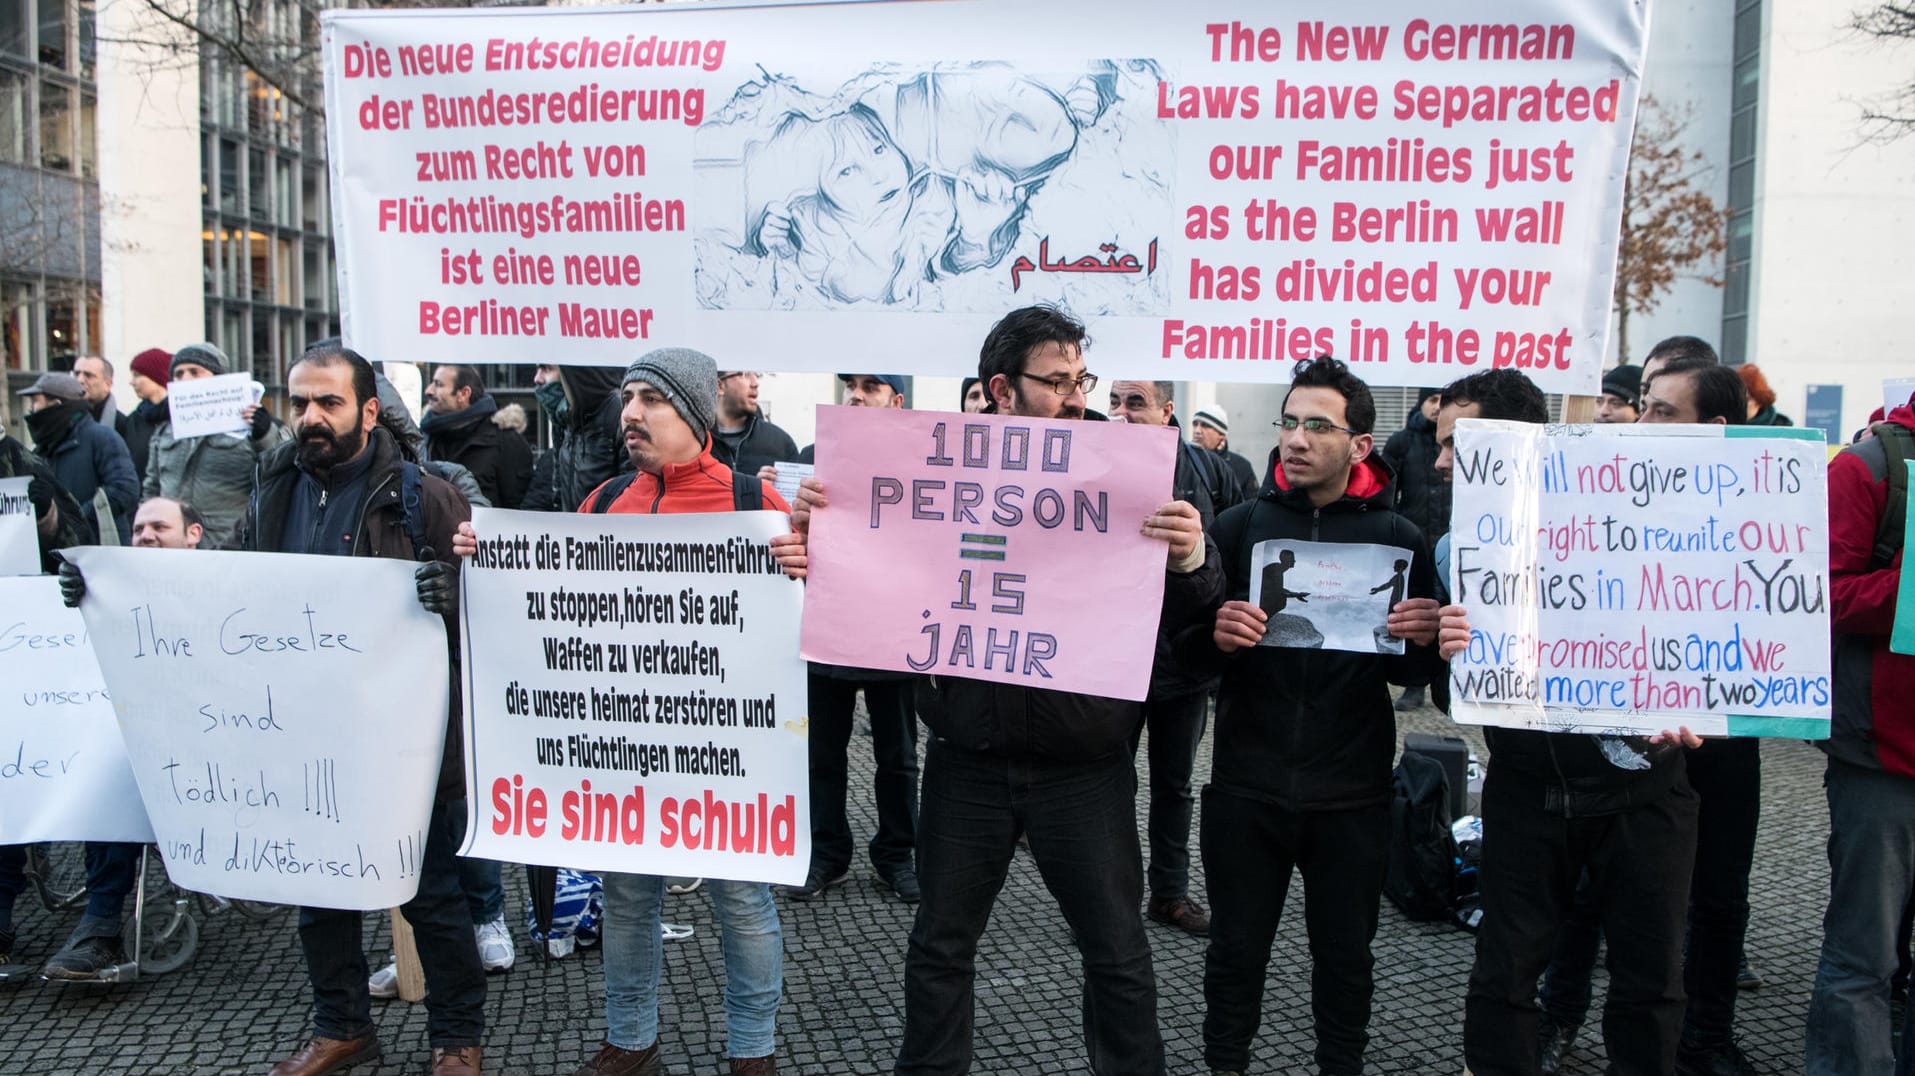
[0,704,1841,1073]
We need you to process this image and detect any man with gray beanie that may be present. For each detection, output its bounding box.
[141,342,290,545]
[454,346,797,1076]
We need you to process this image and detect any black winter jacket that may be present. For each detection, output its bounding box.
[1147,438,1243,700]
[1177,456,1438,811]
[711,412,799,480]
[424,396,534,509]
[1379,408,1451,543]
[917,536,1224,761]
[237,427,472,800]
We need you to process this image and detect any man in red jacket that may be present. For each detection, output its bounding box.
[457,347,793,1076]
[1806,391,1915,1075]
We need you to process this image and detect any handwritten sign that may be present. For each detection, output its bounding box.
[769,461,814,509]
[802,406,1172,700]
[0,477,36,577]
[321,0,1648,391]
[1249,539,1413,654]
[1894,460,1915,658]
[458,507,808,885]
[165,373,262,440]
[0,577,154,843]
[1446,420,1832,738]
[61,547,450,909]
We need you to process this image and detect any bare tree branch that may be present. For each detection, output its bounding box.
[1612,95,1729,362]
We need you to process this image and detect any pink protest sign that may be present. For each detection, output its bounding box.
[802,406,1176,701]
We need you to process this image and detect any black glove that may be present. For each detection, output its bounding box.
[415,550,455,616]
[27,476,54,517]
[250,405,274,440]
[57,557,86,608]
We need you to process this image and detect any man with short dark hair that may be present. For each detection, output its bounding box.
[1181,356,1440,1076]
[779,306,1222,1075]
[1434,368,1703,1076]
[71,355,118,429]
[1642,335,1719,378]
[130,496,204,549]
[711,371,798,478]
[1640,364,1746,428]
[240,345,483,1076]
[423,364,533,510]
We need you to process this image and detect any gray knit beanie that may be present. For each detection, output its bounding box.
[171,342,229,378]
[622,348,718,444]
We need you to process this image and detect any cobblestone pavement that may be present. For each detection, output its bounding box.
[0,703,1836,1074]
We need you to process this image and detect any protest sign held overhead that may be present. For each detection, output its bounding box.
[1446,420,1833,739]
[0,478,36,577]
[801,406,1173,701]
[164,373,264,440]
[322,0,1648,391]
[61,547,451,909]
[458,507,808,885]
[0,577,154,844]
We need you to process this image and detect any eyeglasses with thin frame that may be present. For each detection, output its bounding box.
[1020,372,1099,396]
[1275,415,1360,436]
[719,371,763,382]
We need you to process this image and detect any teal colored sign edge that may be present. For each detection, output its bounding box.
[1894,460,1915,656]
[1724,426,1824,442]
[1726,715,1830,739]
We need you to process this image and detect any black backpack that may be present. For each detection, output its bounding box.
[587,469,764,514]
[1869,421,1912,570]
[1383,752,1458,923]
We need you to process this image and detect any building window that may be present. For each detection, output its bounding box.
[0,69,24,164]
[0,0,25,60]
[39,78,70,171]
[75,0,91,80]
[219,138,239,213]
[1,279,33,370]
[36,0,64,70]
[1720,0,1760,364]
[45,281,77,357]
[77,89,92,176]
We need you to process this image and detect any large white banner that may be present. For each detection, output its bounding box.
[0,577,154,843]
[0,478,36,576]
[459,507,809,885]
[62,547,450,909]
[322,0,1649,392]
[1446,421,1832,739]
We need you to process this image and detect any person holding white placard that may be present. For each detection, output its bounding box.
[140,343,290,547]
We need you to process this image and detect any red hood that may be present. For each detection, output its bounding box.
[1267,454,1393,504]
[1884,400,1915,433]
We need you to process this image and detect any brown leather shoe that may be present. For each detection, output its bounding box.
[431,1046,482,1075]
[266,1035,381,1076]
[573,1041,661,1076]
[1147,894,1211,936]
[730,1056,776,1076]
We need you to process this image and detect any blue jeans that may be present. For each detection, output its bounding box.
[896,743,1163,1076]
[1807,758,1915,1075]
[600,872,782,1058]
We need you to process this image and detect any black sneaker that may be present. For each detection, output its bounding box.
[1735,955,1764,990]
[779,866,849,901]
[43,933,126,981]
[0,926,15,965]
[1394,684,1427,711]
[880,867,921,903]
[1676,1041,1755,1076]
[1538,1015,1577,1075]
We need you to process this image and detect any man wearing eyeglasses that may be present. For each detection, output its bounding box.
[1176,356,1441,1076]
[711,371,799,479]
[771,305,1223,1075]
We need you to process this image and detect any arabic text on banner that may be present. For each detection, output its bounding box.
[1446,420,1833,739]
[0,576,155,844]
[61,547,450,910]
[801,406,1173,701]
[321,0,1647,391]
[458,507,809,885]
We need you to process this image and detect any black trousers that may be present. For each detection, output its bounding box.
[1201,787,1390,1075]
[807,672,919,876]
[298,795,485,1047]
[1464,771,1699,1076]
[1682,738,1761,1049]
[1129,689,1208,900]
[897,743,1162,1076]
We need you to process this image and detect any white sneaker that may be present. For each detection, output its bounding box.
[475,916,514,972]
[545,934,576,959]
[368,960,399,999]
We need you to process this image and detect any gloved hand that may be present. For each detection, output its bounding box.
[415,549,456,615]
[27,476,54,517]
[250,405,274,440]
[57,557,86,608]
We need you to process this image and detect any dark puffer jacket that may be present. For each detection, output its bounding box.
[1379,407,1451,543]
[1177,456,1438,811]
